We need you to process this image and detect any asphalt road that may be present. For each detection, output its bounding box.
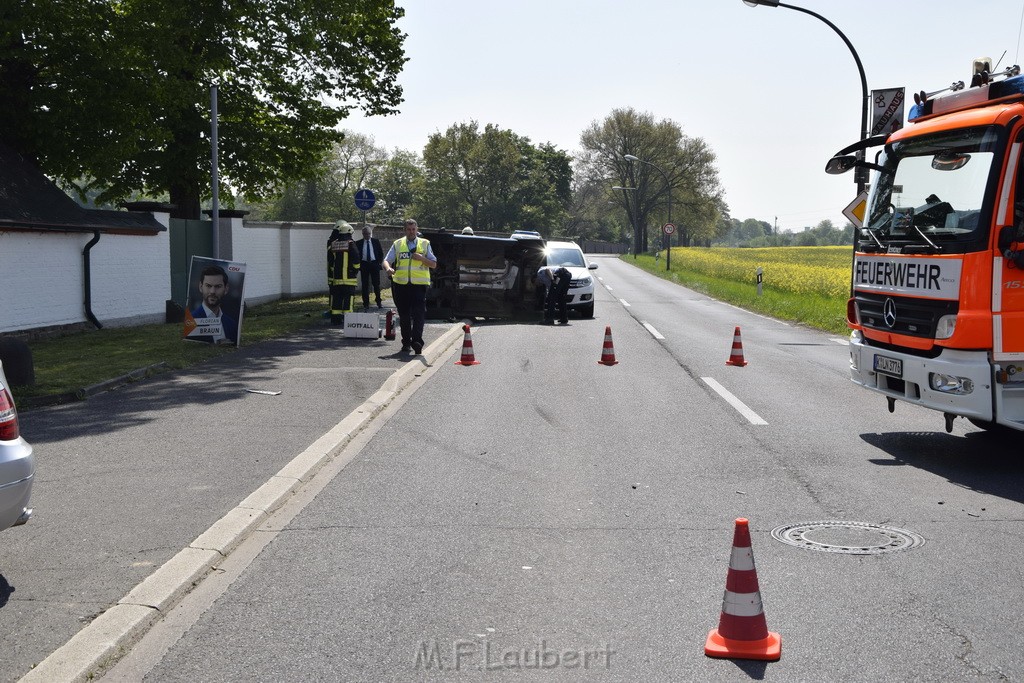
[94,255,1024,682]
[0,320,459,683]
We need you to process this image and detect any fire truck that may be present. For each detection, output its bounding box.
[830,60,1024,433]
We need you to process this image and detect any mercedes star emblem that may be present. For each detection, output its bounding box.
[883,298,897,328]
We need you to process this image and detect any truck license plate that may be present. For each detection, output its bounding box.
[874,354,903,378]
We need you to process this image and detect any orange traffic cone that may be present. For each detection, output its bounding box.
[597,326,619,366]
[454,324,481,366]
[725,326,748,367]
[705,518,781,661]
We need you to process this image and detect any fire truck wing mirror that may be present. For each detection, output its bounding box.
[825,156,892,176]
[825,155,858,175]
[932,151,970,171]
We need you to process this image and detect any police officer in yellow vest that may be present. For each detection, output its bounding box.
[383,218,437,354]
[327,220,361,325]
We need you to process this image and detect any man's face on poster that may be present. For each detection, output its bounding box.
[200,274,228,310]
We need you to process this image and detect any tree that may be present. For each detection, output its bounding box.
[370,149,423,226]
[258,132,387,222]
[577,108,725,253]
[1,0,408,218]
[565,173,632,244]
[414,121,572,232]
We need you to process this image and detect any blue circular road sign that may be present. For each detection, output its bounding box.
[354,188,376,211]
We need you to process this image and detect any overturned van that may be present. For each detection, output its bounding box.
[423,230,547,320]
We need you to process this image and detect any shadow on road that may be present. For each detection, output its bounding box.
[20,326,398,445]
[860,430,1024,505]
[0,575,13,610]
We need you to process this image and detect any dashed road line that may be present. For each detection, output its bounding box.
[619,298,631,307]
[642,322,665,340]
[701,377,768,425]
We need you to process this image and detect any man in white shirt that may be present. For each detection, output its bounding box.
[355,225,384,310]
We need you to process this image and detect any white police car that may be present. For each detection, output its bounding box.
[544,241,598,318]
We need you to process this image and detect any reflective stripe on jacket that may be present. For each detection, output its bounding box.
[327,242,359,285]
[391,238,431,285]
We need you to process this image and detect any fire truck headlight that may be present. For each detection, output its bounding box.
[850,330,863,344]
[930,372,975,394]
[935,315,957,340]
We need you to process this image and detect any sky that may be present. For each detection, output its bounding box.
[344,0,1024,233]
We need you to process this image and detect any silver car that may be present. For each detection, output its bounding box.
[0,360,33,532]
[544,240,598,318]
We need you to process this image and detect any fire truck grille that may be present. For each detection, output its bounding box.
[856,292,959,338]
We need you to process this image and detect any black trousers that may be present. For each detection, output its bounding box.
[360,263,382,308]
[329,283,355,323]
[392,283,427,347]
[545,278,571,322]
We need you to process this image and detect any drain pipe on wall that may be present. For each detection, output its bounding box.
[83,229,103,329]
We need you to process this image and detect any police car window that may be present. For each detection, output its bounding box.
[545,248,585,267]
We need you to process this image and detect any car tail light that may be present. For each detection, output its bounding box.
[0,386,20,441]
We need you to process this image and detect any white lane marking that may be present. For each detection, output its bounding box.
[642,322,665,340]
[830,337,849,345]
[721,302,790,326]
[619,298,631,307]
[605,285,614,292]
[701,377,768,425]
[597,276,604,282]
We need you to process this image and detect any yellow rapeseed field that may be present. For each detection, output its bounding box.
[669,246,851,298]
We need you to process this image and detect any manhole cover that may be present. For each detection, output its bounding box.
[770,521,925,555]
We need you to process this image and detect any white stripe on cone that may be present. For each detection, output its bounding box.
[721,590,765,618]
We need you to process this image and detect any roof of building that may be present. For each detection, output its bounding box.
[0,142,164,234]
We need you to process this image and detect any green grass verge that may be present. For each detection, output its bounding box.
[15,295,335,400]
[625,254,850,335]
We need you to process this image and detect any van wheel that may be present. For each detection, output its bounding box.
[581,303,594,318]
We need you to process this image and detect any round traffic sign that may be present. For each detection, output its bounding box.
[663,223,676,235]
[354,188,376,211]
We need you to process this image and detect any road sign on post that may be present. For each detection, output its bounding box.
[354,189,376,212]
[663,224,675,271]
[843,191,868,228]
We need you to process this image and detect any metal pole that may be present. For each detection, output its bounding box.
[210,84,220,259]
[666,185,672,272]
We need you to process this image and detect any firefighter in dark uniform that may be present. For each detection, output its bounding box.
[327,220,361,324]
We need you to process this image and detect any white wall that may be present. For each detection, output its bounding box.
[1,217,337,335]
[0,226,169,334]
[236,221,332,303]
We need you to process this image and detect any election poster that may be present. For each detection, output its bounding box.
[183,256,247,345]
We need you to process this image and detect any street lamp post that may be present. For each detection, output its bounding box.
[742,0,869,195]
[624,155,672,271]
[612,186,638,258]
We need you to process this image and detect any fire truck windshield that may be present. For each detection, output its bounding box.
[864,126,1000,249]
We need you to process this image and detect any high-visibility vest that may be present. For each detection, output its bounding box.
[391,238,431,285]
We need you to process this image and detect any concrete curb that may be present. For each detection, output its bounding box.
[19,321,465,683]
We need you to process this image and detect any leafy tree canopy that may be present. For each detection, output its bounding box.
[577,108,725,252]
[0,0,408,218]
[413,121,571,233]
